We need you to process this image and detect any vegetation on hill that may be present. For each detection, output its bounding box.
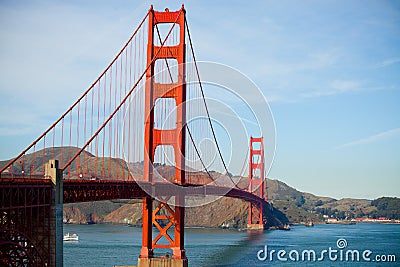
[263,179,398,222]
[370,197,400,219]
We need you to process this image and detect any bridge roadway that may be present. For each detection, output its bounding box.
[1,177,266,205]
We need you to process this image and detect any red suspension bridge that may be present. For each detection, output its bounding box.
[0,6,270,267]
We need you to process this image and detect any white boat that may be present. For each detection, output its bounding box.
[63,233,79,241]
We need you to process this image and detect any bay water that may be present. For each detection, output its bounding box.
[64,223,400,266]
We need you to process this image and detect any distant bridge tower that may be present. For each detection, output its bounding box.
[247,136,265,230]
[139,5,188,267]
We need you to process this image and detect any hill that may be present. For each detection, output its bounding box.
[1,147,289,228]
[265,179,391,222]
[0,147,131,179]
[64,179,400,229]
[2,147,399,227]
[65,178,398,227]
[370,197,400,219]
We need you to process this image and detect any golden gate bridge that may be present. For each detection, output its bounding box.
[0,5,269,267]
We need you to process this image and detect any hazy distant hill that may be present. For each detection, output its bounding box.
[0,147,131,179]
[2,147,399,227]
[63,176,398,227]
[64,178,399,227]
[266,178,382,223]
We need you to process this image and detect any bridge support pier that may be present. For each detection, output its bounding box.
[138,258,188,267]
[138,196,188,267]
[247,224,265,230]
[46,160,63,267]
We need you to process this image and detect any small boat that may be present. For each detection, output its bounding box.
[63,233,79,242]
[279,224,291,231]
[325,219,356,225]
[305,221,314,227]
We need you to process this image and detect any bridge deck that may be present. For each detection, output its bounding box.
[0,178,266,205]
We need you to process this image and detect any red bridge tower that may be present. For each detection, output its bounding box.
[247,136,266,230]
[139,5,187,267]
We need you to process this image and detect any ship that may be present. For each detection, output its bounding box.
[63,232,79,242]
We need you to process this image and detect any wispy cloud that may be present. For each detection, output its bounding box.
[378,57,400,68]
[301,79,364,98]
[331,80,362,92]
[334,128,400,150]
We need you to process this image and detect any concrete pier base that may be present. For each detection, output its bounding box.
[247,224,265,230]
[46,160,63,267]
[137,258,188,267]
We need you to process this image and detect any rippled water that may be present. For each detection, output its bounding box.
[64,223,400,266]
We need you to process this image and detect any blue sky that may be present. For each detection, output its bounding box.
[0,0,399,199]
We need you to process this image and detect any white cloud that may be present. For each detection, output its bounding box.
[300,79,391,99]
[378,57,400,68]
[331,80,361,92]
[299,79,361,98]
[335,128,400,150]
